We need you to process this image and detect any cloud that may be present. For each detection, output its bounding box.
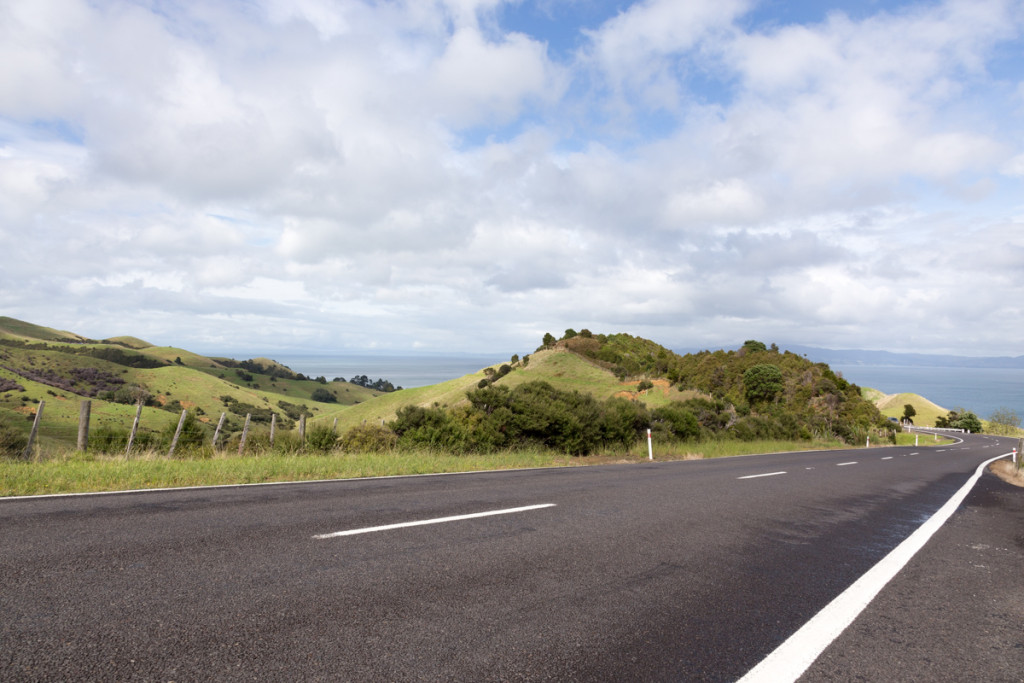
[1,0,1023,357]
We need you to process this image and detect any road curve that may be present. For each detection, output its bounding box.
[2,434,1020,681]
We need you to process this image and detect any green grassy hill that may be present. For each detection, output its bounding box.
[0,316,87,343]
[0,317,384,449]
[102,335,154,349]
[873,392,948,426]
[1,317,967,456]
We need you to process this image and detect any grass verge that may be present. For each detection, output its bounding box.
[1,436,873,497]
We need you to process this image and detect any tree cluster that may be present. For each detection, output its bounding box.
[346,375,400,392]
[217,358,305,381]
[935,409,983,432]
[385,375,868,456]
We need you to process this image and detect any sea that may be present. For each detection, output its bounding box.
[271,354,1023,421]
[831,364,1024,419]
[272,354,502,390]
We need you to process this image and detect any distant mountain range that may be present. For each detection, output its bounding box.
[778,345,1024,369]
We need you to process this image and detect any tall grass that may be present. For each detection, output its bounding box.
[3,426,958,498]
[0,447,572,497]
[0,432,883,497]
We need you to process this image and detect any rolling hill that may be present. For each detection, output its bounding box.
[1,318,943,455]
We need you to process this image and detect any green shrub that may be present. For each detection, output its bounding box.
[311,387,337,403]
[341,424,398,452]
[272,431,304,455]
[90,426,129,453]
[743,364,783,404]
[601,397,650,446]
[652,403,700,440]
[306,424,339,452]
[161,411,207,452]
[0,419,28,457]
[391,405,471,451]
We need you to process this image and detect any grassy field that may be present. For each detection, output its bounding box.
[873,391,948,426]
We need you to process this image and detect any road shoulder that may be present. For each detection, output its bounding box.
[802,471,1024,682]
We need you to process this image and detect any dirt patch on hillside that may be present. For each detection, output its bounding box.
[615,378,673,400]
[989,460,1024,488]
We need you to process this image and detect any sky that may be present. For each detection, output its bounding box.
[1,0,1023,358]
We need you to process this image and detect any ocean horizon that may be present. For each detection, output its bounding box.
[272,353,503,390]
[831,364,1024,419]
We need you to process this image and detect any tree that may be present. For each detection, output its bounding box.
[542,332,556,348]
[988,407,1021,435]
[902,404,917,423]
[956,411,983,433]
[938,409,983,433]
[743,364,783,404]
[311,387,337,403]
[742,340,767,353]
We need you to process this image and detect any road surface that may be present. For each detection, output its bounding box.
[2,433,1021,681]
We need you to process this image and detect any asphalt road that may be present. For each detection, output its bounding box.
[2,434,1021,681]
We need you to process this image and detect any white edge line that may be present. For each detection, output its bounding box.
[738,472,787,480]
[313,503,556,539]
[737,452,1012,683]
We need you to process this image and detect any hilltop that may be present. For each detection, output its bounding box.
[873,392,948,426]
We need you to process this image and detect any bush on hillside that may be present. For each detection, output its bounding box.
[0,418,28,456]
[306,424,339,452]
[341,423,398,452]
[652,403,701,441]
[391,405,472,451]
[90,426,129,453]
[311,387,337,403]
[161,411,206,452]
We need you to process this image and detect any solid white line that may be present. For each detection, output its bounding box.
[737,452,1012,683]
[738,472,787,480]
[313,503,557,539]
[836,462,858,466]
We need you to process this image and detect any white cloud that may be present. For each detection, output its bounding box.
[1,0,1023,356]
[430,27,562,126]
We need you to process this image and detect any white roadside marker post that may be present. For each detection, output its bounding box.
[647,428,653,461]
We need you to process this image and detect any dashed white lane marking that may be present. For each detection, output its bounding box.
[738,472,787,480]
[738,452,1012,683]
[881,457,893,460]
[836,462,858,466]
[313,503,557,539]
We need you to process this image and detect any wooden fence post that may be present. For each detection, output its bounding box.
[168,409,188,457]
[77,400,91,452]
[238,413,252,455]
[270,413,277,447]
[22,400,45,460]
[212,412,226,449]
[299,414,306,443]
[125,400,143,456]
